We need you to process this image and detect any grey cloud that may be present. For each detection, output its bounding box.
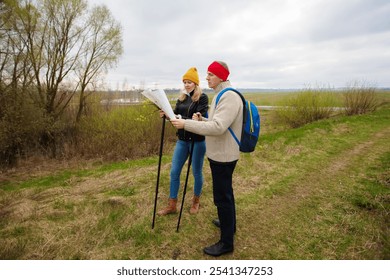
[89,0,390,89]
[303,0,390,42]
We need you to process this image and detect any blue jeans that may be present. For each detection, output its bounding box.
[169,140,206,199]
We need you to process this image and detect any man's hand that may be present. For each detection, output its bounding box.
[170,118,185,129]
[192,112,202,121]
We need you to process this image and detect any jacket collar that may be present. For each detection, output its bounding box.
[214,81,232,93]
[185,89,195,97]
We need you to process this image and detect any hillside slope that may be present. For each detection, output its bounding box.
[0,109,389,260]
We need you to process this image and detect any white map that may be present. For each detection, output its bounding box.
[141,89,176,120]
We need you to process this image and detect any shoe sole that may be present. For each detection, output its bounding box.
[203,248,233,257]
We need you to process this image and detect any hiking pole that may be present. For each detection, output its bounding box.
[152,115,166,229]
[176,137,196,232]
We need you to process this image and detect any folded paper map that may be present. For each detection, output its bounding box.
[141,89,175,120]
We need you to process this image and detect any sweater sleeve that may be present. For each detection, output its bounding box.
[184,91,242,136]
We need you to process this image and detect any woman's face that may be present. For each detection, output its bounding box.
[206,72,222,89]
[183,80,196,93]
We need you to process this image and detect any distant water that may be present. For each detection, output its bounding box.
[100,99,344,111]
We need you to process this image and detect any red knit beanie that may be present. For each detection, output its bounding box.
[207,61,230,81]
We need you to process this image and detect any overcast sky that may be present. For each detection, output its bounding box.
[88,0,390,90]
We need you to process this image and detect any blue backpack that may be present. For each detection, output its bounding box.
[215,88,260,153]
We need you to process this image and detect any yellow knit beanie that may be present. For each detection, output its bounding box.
[182,67,200,85]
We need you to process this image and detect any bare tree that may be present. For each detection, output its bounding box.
[0,0,43,165]
[26,0,86,119]
[75,4,123,122]
[1,0,123,159]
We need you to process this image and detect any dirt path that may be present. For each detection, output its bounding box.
[237,127,390,259]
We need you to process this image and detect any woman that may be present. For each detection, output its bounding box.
[158,67,209,215]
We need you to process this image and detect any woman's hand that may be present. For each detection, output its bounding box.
[159,110,170,120]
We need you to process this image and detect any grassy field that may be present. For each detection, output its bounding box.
[0,104,389,260]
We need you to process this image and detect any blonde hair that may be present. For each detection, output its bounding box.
[178,84,202,102]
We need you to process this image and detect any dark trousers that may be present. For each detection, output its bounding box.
[208,159,237,248]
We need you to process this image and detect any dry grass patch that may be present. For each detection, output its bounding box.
[1,107,389,260]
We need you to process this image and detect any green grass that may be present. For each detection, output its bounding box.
[0,155,171,192]
[0,105,389,260]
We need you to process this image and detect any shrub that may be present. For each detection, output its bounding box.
[0,87,47,167]
[74,102,176,160]
[343,82,379,115]
[275,88,338,128]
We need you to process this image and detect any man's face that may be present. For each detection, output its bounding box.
[206,72,222,89]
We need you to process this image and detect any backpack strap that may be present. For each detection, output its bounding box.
[228,127,240,146]
[215,87,246,146]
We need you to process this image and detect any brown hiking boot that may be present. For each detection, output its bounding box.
[189,195,200,214]
[157,198,177,216]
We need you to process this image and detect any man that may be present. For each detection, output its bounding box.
[170,61,243,257]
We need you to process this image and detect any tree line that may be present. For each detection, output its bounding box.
[0,0,123,165]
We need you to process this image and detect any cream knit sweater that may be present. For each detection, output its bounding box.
[184,81,243,162]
